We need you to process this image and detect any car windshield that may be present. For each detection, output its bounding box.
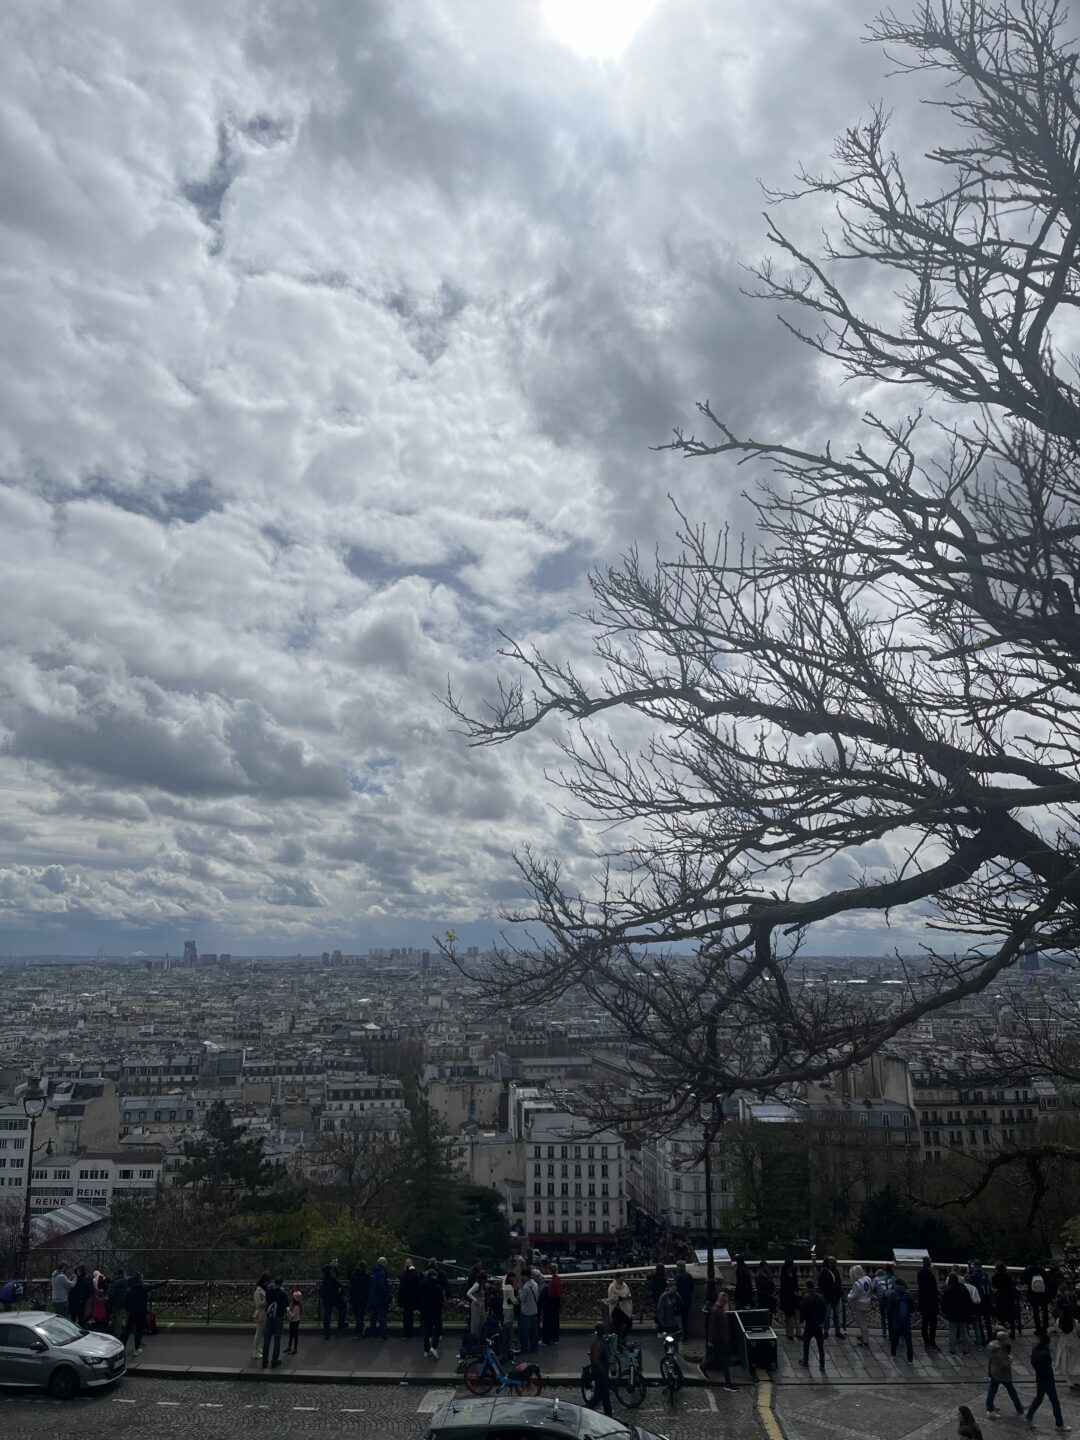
[33,1316,83,1346]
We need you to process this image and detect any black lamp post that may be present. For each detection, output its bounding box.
[703,1122,717,1305]
[18,1076,47,1280]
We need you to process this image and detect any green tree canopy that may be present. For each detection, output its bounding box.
[176,1100,272,1207]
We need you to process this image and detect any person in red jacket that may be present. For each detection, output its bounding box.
[540,1262,563,1345]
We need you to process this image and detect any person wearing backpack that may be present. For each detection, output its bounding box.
[967,1261,993,1348]
[943,1272,972,1356]
[847,1264,873,1348]
[886,1278,914,1362]
[874,1265,896,1338]
[963,1267,986,1351]
[261,1276,287,1369]
[1026,1263,1050,1333]
[286,1291,302,1355]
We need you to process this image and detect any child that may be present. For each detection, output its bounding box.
[286,1291,302,1355]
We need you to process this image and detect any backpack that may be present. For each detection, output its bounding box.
[896,1294,911,1325]
[1031,1273,1046,1294]
[1061,1312,1074,1335]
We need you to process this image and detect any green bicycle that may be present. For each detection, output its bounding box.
[614,1341,647,1408]
[580,1338,645,1410]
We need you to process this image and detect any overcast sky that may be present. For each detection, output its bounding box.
[1,0,933,956]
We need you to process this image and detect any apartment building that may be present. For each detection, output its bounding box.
[320,1075,405,1131]
[29,1148,163,1213]
[524,1112,627,1248]
[0,1104,30,1197]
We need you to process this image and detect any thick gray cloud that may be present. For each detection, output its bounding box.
[0,0,923,953]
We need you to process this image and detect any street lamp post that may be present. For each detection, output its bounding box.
[18,1076,47,1281]
[703,1124,717,1305]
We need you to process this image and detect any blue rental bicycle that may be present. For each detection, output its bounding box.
[463,1342,543,1397]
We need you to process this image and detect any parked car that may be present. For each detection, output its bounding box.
[425,1395,669,1439]
[0,1311,126,1399]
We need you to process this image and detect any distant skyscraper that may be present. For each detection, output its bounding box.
[183,939,198,966]
[1018,940,1042,972]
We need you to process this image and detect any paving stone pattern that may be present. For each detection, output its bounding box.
[0,1377,761,1439]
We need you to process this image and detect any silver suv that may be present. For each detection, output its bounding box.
[0,1311,127,1399]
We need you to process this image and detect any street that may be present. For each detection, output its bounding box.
[0,1376,761,1439]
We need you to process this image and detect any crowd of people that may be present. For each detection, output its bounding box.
[46,1263,152,1354]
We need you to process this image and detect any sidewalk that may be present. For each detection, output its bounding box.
[123,1323,1012,1389]
[126,1326,668,1386]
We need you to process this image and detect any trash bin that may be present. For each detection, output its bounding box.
[733,1307,778,1372]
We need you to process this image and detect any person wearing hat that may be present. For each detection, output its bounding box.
[286,1290,303,1355]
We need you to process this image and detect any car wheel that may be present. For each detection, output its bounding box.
[48,1366,80,1400]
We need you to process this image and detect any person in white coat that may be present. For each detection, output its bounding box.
[1053,1300,1080,1387]
[847,1264,873,1347]
[252,1271,270,1360]
[466,1270,488,1338]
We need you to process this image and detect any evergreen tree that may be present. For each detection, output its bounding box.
[177,1100,271,1208]
[396,1096,465,1259]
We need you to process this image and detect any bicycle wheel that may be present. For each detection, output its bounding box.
[520,1370,543,1397]
[463,1360,495,1395]
[580,1364,598,1406]
[615,1368,647,1409]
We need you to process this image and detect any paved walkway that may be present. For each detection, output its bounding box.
[126,1325,666,1384]
[124,1322,1067,1392]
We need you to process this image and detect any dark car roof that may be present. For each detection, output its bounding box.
[428,1396,588,1435]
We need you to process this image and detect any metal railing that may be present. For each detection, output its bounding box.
[16,1250,1059,1331]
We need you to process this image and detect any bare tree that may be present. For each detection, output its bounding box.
[0,1195,23,1276]
[446,1,1080,1134]
[307,1117,403,1220]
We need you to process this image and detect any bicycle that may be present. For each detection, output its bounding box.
[463,1341,542,1397]
[614,1341,647,1409]
[659,1328,683,1410]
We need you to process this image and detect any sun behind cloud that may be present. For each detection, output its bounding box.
[542,0,660,61]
